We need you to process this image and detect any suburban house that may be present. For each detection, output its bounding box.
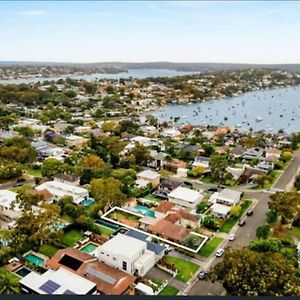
[154,201,200,229]
[168,187,202,209]
[53,174,80,186]
[239,167,266,183]
[147,219,190,243]
[242,147,264,161]
[65,135,88,148]
[148,150,167,169]
[152,179,182,200]
[192,156,211,169]
[36,180,89,205]
[141,126,159,136]
[20,267,97,295]
[161,128,182,139]
[264,148,281,163]
[0,190,21,220]
[136,170,160,189]
[209,189,243,219]
[97,233,155,276]
[45,248,135,295]
[123,229,166,261]
[230,146,246,158]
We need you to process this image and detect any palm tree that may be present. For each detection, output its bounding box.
[0,273,20,294]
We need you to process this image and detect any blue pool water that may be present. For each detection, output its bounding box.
[134,205,155,217]
[24,253,45,266]
[80,198,95,206]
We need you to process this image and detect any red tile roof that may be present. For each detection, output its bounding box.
[46,248,135,295]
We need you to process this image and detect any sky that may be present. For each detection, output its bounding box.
[0,1,299,64]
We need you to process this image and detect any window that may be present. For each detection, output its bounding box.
[122,261,127,271]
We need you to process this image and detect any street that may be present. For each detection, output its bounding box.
[187,151,300,296]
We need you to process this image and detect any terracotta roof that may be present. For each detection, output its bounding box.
[154,201,175,213]
[148,219,190,242]
[164,213,180,223]
[178,210,199,222]
[78,261,135,295]
[46,248,135,295]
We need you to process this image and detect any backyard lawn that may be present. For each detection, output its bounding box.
[159,285,179,296]
[143,194,161,204]
[38,244,58,257]
[165,255,200,283]
[25,167,42,177]
[61,229,83,247]
[198,237,224,257]
[219,199,252,233]
[97,224,114,236]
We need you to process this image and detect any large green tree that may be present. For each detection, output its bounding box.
[210,248,300,296]
[269,191,300,225]
[209,154,229,183]
[90,177,126,212]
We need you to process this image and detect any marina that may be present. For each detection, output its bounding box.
[150,85,300,133]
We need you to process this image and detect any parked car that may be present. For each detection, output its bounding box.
[228,233,236,241]
[198,271,207,280]
[246,210,254,216]
[238,219,246,226]
[12,178,26,187]
[215,248,225,257]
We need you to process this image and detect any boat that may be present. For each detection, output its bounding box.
[255,116,263,122]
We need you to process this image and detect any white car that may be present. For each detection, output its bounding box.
[228,233,236,241]
[215,248,225,257]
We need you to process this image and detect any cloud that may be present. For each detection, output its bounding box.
[8,10,47,17]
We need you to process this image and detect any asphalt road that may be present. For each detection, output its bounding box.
[188,151,300,296]
[273,150,300,191]
[187,191,269,295]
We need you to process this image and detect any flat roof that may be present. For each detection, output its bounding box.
[99,233,146,258]
[0,190,20,211]
[137,170,160,180]
[168,186,201,203]
[20,268,96,295]
[211,203,231,215]
[218,189,242,203]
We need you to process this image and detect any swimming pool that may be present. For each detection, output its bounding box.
[80,198,95,206]
[14,266,32,277]
[24,253,45,266]
[134,205,155,217]
[80,242,98,254]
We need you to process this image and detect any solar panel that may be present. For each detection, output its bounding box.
[39,280,60,294]
[86,267,117,285]
[63,290,76,295]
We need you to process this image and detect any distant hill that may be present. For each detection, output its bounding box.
[0,61,299,73]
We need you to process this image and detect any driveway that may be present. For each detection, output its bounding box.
[145,266,187,291]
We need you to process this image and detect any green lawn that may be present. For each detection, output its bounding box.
[219,199,252,233]
[198,237,224,257]
[143,194,161,203]
[61,229,83,247]
[25,167,42,177]
[0,267,20,283]
[201,177,213,184]
[97,224,114,236]
[291,226,300,238]
[165,255,200,283]
[159,285,179,296]
[38,244,58,257]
